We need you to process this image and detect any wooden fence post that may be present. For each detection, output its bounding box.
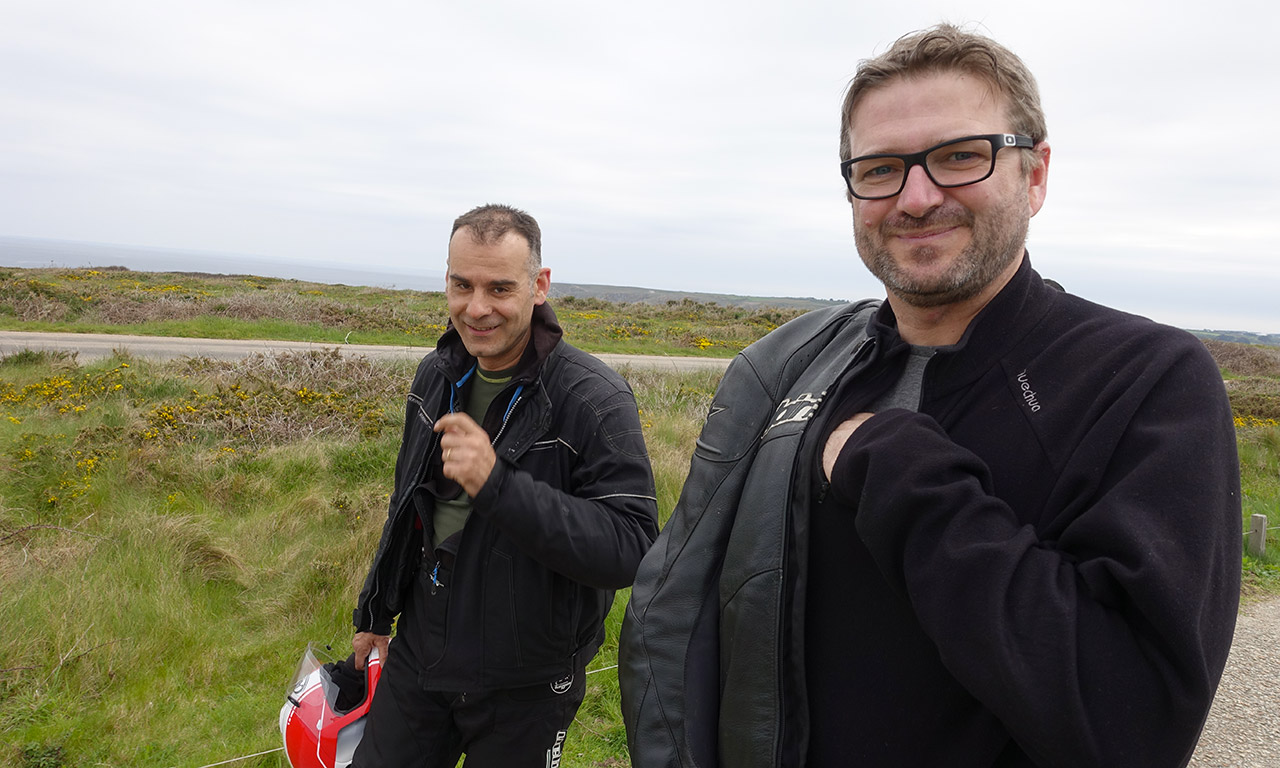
[1248,514,1268,557]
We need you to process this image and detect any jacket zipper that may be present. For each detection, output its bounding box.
[778,332,876,766]
[490,385,525,449]
[813,336,877,507]
[429,560,445,595]
[427,386,525,598]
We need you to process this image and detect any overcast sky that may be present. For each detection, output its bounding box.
[2,0,1277,333]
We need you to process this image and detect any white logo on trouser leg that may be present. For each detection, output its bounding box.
[546,729,567,768]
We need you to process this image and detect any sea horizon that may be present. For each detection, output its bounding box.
[0,233,445,293]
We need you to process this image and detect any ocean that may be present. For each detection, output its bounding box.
[0,235,445,293]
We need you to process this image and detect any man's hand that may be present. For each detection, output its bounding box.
[435,412,496,497]
[822,412,875,480]
[353,632,390,670]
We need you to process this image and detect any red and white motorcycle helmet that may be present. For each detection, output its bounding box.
[279,643,382,768]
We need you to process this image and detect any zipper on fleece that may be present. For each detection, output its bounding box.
[776,333,876,766]
[813,336,877,507]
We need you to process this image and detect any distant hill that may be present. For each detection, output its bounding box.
[1190,330,1280,348]
[548,282,843,311]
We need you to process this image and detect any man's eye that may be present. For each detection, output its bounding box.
[859,163,901,184]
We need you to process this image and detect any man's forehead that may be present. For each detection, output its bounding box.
[446,250,530,287]
[847,72,1008,152]
[446,263,527,285]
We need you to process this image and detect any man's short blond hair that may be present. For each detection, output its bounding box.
[839,24,1047,174]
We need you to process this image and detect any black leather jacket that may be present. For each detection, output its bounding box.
[355,303,659,689]
[619,298,880,766]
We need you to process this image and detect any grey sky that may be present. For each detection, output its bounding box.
[2,0,1277,332]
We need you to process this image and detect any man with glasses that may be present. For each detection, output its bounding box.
[620,24,1241,767]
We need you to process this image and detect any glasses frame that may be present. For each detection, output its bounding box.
[840,133,1036,200]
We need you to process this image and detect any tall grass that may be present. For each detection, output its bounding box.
[1237,424,1280,596]
[0,349,716,767]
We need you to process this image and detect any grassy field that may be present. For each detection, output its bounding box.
[2,268,1279,767]
[0,266,805,357]
[0,347,721,768]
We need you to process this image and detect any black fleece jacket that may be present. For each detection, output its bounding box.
[809,259,1241,767]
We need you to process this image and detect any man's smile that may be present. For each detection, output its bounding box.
[893,225,960,243]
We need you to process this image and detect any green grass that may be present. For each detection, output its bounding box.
[1237,423,1280,598]
[0,349,717,767]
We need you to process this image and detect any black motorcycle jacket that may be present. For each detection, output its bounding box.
[355,303,659,689]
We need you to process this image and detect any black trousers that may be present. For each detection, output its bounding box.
[352,658,585,768]
[351,561,586,768]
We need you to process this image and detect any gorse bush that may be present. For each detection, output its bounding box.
[1204,339,1280,378]
[1206,338,1280,423]
[140,350,408,447]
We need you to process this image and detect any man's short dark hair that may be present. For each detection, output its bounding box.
[450,204,542,282]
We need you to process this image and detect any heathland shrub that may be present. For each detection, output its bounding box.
[1203,339,1280,378]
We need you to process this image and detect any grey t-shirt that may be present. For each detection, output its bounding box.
[869,345,935,413]
[432,366,513,549]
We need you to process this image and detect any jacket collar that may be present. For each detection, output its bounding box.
[435,301,565,384]
[867,254,1057,397]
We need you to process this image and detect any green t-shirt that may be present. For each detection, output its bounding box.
[432,366,513,550]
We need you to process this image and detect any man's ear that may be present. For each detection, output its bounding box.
[1028,141,1050,216]
[533,267,551,305]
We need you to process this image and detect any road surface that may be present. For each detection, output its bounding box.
[0,330,732,372]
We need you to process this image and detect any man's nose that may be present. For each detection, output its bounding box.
[466,294,491,318]
[896,164,945,217]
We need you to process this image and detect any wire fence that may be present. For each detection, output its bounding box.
[193,663,622,768]
[1245,514,1278,557]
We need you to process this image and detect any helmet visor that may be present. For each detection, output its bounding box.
[286,643,339,710]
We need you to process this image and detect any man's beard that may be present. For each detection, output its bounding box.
[854,200,1029,309]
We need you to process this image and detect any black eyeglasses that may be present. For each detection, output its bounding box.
[840,133,1035,200]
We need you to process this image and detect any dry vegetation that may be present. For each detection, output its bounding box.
[1205,339,1280,423]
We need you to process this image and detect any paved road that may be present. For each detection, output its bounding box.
[0,330,732,372]
[1190,596,1280,767]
